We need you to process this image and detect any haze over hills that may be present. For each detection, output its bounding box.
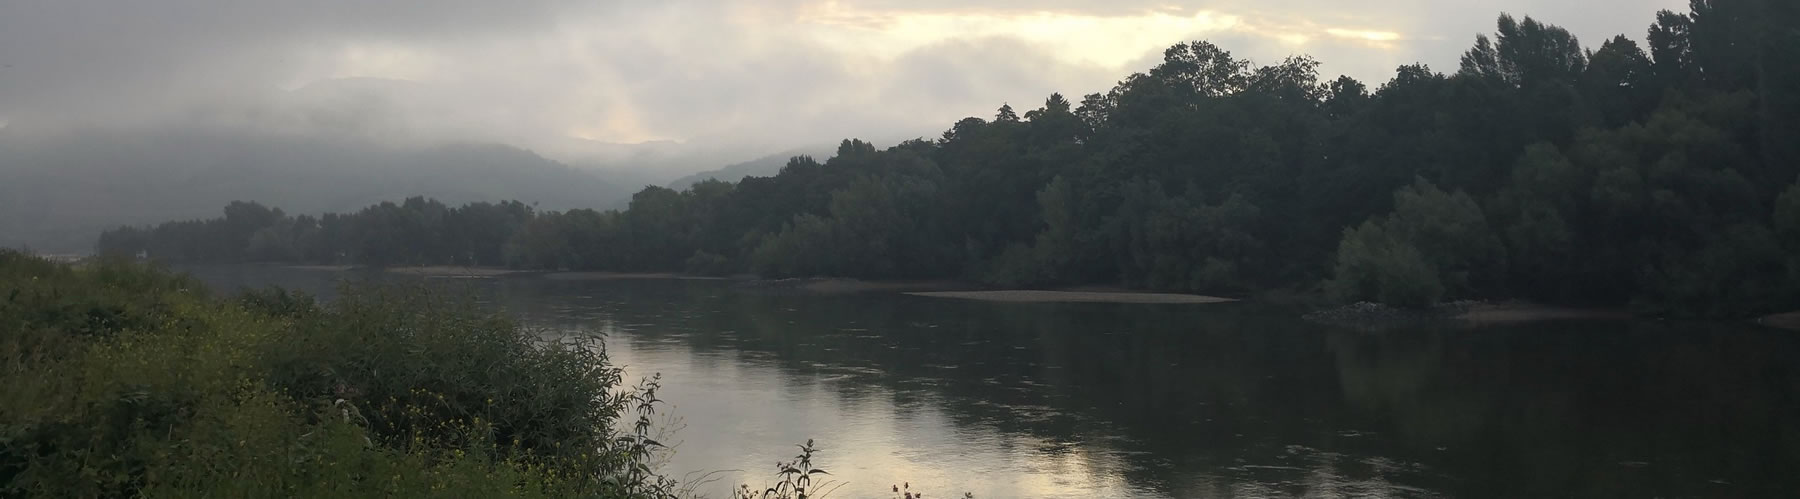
[0,128,649,252]
[665,146,838,190]
[666,134,934,190]
[0,72,908,253]
[0,119,897,253]
[280,77,831,183]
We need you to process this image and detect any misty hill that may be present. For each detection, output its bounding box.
[0,128,638,252]
[665,146,837,190]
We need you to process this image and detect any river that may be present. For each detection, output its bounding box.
[181,265,1800,498]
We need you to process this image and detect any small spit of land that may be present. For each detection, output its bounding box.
[1454,302,1632,323]
[731,277,972,294]
[285,264,357,271]
[1760,311,1800,331]
[735,278,1234,303]
[907,289,1236,304]
[1303,300,1632,329]
[311,266,1721,326]
[543,271,729,281]
[383,265,524,277]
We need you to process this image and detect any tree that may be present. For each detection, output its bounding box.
[99,4,1800,317]
[1385,179,1506,295]
[1647,9,1695,87]
[1328,220,1444,308]
[1581,36,1657,126]
[1492,144,1581,300]
[1327,179,1501,307]
[1777,182,1800,283]
[1148,40,1250,97]
[995,103,1020,122]
[1324,76,1370,119]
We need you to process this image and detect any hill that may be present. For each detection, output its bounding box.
[665,146,836,190]
[0,128,635,252]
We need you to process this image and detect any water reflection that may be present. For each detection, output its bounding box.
[185,267,1800,498]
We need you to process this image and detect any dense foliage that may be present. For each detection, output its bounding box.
[100,1,1800,316]
[0,251,682,497]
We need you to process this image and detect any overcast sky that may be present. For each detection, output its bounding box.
[0,0,1686,166]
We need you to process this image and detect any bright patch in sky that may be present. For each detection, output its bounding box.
[294,3,1422,147]
[327,43,441,82]
[799,6,1248,68]
[1326,28,1404,43]
[0,0,1688,151]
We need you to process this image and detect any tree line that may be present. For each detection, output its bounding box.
[100,2,1800,317]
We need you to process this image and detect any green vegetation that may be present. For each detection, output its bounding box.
[99,2,1800,316]
[0,250,687,497]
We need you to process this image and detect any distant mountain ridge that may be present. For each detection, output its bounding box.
[0,128,637,252]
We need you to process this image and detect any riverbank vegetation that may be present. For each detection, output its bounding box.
[0,250,698,497]
[98,2,1800,317]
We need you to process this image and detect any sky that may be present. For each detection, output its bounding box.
[0,0,1687,169]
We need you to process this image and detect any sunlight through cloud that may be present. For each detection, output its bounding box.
[798,6,1245,68]
[1326,28,1403,43]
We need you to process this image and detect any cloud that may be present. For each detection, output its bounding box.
[0,0,1690,166]
[0,0,576,122]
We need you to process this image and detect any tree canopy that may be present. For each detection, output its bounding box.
[100,2,1800,318]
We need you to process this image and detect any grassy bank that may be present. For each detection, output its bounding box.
[0,251,679,497]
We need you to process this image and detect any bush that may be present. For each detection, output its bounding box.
[1,251,954,498]
[684,250,734,276]
[980,243,1051,288]
[0,251,676,498]
[1325,179,1499,308]
[1327,221,1445,308]
[749,214,845,278]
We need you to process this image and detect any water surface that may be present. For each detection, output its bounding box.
[184,265,1800,498]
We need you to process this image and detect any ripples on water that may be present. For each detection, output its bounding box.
[183,265,1800,498]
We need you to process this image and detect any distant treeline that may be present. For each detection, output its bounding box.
[102,4,1800,317]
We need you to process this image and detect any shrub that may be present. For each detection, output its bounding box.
[1326,179,1497,308]
[0,251,675,498]
[1327,221,1445,308]
[684,250,734,276]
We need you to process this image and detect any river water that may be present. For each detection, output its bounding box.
[183,265,1800,498]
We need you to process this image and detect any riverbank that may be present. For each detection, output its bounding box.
[383,265,527,277]
[1454,302,1632,323]
[733,278,1238,304]
[725,277,969,294]
[1304,300,1632,329]
[3,252,681,496]
[277,265,1716,323]
[1760,311,1800,331]
[907,289,1236,304]
[285,264,357,271]
[543,271,730,281]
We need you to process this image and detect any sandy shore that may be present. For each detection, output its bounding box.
[384,266,524,277]
[1454,303,1631,323]
[285,265,357,271]
[802,279,970,293]
[1758,311,1800,331]
[543,272,727,281]
[906,290,1235,304]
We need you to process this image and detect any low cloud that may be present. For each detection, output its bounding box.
[0,0,1687,166]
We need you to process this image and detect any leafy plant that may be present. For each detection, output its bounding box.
[736,439,842,499]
